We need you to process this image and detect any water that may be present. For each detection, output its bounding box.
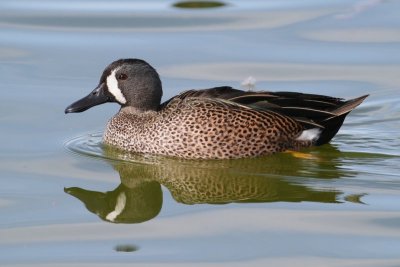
[1,0,400,266]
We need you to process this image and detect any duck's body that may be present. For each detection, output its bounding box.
[66,59,368,159]
[104,93,308,159]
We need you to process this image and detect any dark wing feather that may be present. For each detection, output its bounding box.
[159,86,245,110]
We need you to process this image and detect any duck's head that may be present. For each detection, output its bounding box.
[65,59,162,113]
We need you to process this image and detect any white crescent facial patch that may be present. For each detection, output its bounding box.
[106,68,127,104]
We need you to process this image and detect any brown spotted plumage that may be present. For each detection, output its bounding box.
[65,59,368,159]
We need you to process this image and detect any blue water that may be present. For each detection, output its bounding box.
[1,0,400,266]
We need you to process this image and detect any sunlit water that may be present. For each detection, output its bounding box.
[1,0,400,266]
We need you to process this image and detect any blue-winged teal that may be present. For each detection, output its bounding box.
[65,59,368,159]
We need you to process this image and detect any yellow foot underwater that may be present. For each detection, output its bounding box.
[284,150,318,160]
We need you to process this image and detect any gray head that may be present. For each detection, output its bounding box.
[65,59,162,113]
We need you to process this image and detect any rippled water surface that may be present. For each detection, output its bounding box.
[1,0,400,266]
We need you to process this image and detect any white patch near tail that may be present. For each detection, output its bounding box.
[107,68,127,104]
[106,192,127,222]
[296,128,322,142]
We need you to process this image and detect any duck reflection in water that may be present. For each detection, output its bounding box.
[65,144,364,224]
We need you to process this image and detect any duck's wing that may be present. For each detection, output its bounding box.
[227,91,369,145]
[160,87,368,145]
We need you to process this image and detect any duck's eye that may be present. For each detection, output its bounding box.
[117,73,128,80]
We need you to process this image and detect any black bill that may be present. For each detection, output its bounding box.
[65,83,113,113]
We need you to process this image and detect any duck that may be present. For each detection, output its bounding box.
[65,58,368,159]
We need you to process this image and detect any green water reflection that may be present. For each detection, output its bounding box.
[65,144,365,224]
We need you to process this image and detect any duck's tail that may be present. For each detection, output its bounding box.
[314,94,368,145]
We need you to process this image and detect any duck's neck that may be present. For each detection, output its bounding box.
[120,106,159,115]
